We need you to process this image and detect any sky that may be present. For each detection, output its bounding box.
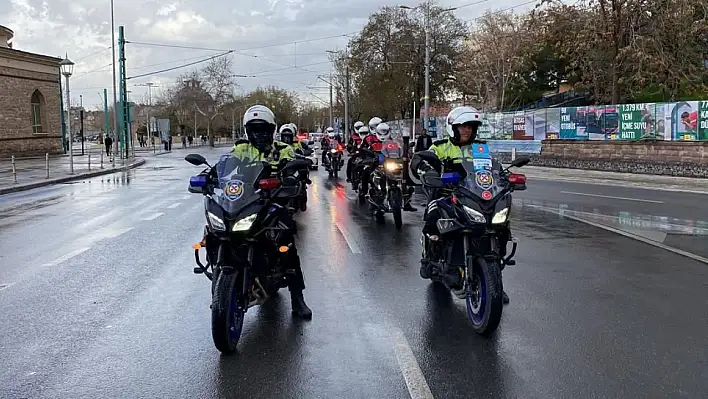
[1,0,538,110]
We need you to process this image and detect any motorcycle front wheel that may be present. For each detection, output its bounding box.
[465,255,502,336]
[211,268,247,353]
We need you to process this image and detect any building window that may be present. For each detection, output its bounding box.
[31,90,44,134]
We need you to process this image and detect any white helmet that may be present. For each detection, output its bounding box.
[368,117,382,132]
[358,126,370,137]
[326,126,335,138]
[375,122,391,141]
[279,123,295,134]
[290,123,298,133]
[278,123,296,144]
[243,104,277,149]
[353,121,365,132]
[446,106,483,143]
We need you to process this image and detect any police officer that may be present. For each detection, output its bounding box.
[231,105,313,318]
[412,106,510,304]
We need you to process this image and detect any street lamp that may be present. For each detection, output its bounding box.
[60,54,75,174]
[400,3,456,137]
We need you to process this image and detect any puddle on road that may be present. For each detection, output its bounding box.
[516,198,708,260]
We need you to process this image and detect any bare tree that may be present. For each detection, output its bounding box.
[197,56,236,146]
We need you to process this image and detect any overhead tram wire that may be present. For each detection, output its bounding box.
[74,46,114,63]
[125,31,358,53]
[126,51,233,80]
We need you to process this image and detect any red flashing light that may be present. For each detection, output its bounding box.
[259,178,281,190]
[508,173,526,184]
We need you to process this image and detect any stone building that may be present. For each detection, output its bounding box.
[0,25,63,156]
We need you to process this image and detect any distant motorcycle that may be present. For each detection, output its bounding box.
[326,142,345,178]
[185,153,310,353]
[415,146,529,335]
[367,141,413,229]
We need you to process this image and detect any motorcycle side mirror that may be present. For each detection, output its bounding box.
[185,154,209,166]
[509,155,530,168]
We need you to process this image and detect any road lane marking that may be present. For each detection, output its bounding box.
[391,327,435,399]
[527,204,708,265]
[0,283,15,292]
[559,190,664,204]
[42,247,91,267]
[167,202,181,209]
[141,212,164,221]
[335,222,362,254]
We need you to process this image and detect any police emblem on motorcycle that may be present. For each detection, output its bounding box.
[224,180,244,201]
[481,190,493,200]
[475,170,493,190]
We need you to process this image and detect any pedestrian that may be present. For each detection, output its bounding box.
[415,130,433,152]
[104,135,113,157]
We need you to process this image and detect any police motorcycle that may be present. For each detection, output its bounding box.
[326,141,345,179]
[278,127,311,215]
[185,153,311,353]
[367,141,414,229]
[413,144,529,335]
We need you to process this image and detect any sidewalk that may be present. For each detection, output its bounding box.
[521,165,708,194]
[0,141,233,195]
[0,153,145,195]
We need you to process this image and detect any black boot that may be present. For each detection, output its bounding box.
[502,291,510,304]
[290,290,312,319]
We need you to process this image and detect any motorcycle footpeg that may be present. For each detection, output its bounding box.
[193,267,204,274]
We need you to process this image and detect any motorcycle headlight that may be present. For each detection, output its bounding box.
[462,205,486,224]
[207,211,226,231]
[384,161,403,172]
[232,213,258,232]
[492,208,509,224]
[330,149,337,153]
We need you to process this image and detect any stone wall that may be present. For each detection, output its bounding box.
[0,64,62,156]
[519,140,708,178]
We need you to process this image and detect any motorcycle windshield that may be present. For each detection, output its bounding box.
[380,141,403,159]
[459,143,504,201]
[213,154,265,216]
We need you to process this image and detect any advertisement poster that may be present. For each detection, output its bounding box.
[669,101,700,140]
[511,111,534,140]
[559,107,578,139]
[616,103,666,140]
[699,101,708,140]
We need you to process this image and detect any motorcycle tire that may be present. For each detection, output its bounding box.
[211,269,247,354]
[333,167,339,179]
[465,256,502,336]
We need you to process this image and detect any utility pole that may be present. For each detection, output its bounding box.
[329,73,333,129]
[110,0,118,168]
[79,95,84,155]
[423,1,430,136]
[344,48,350,142]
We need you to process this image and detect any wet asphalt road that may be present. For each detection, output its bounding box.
[1,148,707,399]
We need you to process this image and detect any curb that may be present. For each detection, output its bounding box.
[0,158,147,195]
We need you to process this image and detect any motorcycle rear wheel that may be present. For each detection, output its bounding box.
[465,256,502,336]
[211,269,247,353]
